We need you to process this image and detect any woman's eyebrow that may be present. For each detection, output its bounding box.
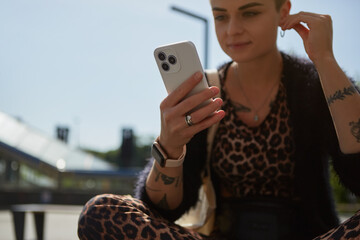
[212,7,227,12]
[238,2,264,10]
[212,2,264,12]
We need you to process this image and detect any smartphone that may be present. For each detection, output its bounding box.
[154,41,211,114]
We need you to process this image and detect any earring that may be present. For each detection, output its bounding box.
[280,30,285,38]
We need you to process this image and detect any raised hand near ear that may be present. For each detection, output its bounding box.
[280,12,360,154]
[280,12,334,66]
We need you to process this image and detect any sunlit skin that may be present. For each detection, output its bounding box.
[211,0,283,63]
[210,0,290,127]
[146,0,360,211]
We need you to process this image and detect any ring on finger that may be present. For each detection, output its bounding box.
[185,114,194,127]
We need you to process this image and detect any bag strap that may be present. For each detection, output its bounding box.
[204,68,221,171]
[205,69,221,99]
[175,69,221,235]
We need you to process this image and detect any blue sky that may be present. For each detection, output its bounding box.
[1,0,359,152]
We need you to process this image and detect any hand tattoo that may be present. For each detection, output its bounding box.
[349,119,360,143]
[327,86,357,105]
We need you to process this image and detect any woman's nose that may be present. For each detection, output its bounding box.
[227,17,244,36]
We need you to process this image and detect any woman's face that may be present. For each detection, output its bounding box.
[210,0,287,62]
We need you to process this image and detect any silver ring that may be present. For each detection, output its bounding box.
[185,115,194,126]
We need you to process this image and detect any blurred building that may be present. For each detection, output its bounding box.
[0,111,138,207]
[119,128,135,167]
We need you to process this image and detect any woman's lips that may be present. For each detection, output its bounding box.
[227,41,252,50]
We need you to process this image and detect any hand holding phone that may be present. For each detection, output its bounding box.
[153,41,224,159]
[154,41,211,114]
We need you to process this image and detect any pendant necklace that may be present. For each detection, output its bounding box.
[234,63,279,122]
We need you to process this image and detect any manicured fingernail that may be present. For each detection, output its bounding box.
[211,87,219,94]
[218,110,226,118]
[195,72,202,80]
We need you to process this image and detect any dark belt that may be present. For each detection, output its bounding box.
[215,198,300,240]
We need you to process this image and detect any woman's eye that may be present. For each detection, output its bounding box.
[243,11,259,17]
[214,15,226,21]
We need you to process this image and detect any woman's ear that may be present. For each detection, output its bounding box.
[279,0,291,22]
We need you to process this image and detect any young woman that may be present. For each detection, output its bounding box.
[78,0,360,239]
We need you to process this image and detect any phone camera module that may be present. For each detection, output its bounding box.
[162,63,170,71]
[168,55,177,65]
[158,52,166,61]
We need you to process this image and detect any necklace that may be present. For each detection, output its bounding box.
[233,63,279,122]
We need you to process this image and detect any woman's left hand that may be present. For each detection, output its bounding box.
[280,12,334,65]
[281,13,360,154]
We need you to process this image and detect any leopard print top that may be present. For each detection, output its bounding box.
[211,63,296,199]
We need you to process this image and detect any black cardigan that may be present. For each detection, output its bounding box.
[135,53,360,238]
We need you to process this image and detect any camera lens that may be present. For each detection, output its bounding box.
[158,52,166,61]
[168,55,177,65]
[162,63,170,71]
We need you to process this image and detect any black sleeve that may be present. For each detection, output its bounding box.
[288,55,360,197]
[134,129,208,222]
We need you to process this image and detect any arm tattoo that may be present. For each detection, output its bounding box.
[156,194,170,210]
[161,174,176,185]
[230,100,251,112]
[153,164,181,186]
[327,85,357,105]
[175,175,181,187]
[349,119,360,143]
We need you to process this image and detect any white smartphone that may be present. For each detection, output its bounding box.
[154,41,211,114]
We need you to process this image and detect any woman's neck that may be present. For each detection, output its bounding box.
[233,49,283,87]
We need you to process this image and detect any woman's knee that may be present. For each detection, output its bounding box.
[78,194,131,239]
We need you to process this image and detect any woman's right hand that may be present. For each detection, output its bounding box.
[158,71,225,158]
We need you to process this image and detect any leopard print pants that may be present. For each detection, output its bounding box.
[77,194,360,240]
[77,194,209,240]
[314,210,360,240]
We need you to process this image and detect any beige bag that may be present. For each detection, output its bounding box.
[175,69,221,236]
